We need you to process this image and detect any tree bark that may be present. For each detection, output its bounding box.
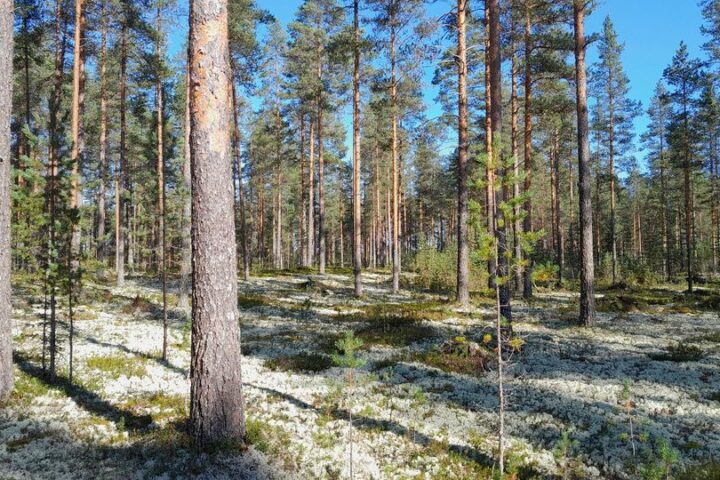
[352,0,363,296]
[231,81,249,280]
[455,0,470,306]
[510,12,522,292]
[189,0,245,445]
[0,0,14,400]
[573,0,596,326]
[522,6,533,299]
[155,5,168,360]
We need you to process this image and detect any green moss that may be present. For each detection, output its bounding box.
[681,462,720,480]
[648,343,705,362]
[85,354,148,379]
[414,350,491,376]
[354,315,436,347]
[265,352,334,372]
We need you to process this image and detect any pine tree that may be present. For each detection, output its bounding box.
[189,0,245,445]
[0,0,14,400]
[663,43,703,293]
[590,16,640,285]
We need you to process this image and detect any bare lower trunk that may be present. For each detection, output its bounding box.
[574,0,596,326]
[156,6,168,360]
[391,19,400,293]
[189,0,245,445]
[179,66,191,313]
[97,5,108,261]
[522,8,533,299]
[117,16,128,286]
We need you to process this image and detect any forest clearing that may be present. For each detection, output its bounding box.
[2,271,719,479]
[2,0,720,478]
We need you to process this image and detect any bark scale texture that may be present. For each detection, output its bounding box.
[189,0,245,445]
[0,0,14,400]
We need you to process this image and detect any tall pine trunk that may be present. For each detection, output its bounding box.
[391,18,401,293]
[352,0,363,297]
[178,66,191,313]
[455,0,470,306]
[117,15,128,286]
[97,4,108,262]
[573,0,596,326]
[155,5,168,360]
[522,7,533,299]
[188,0,245,445]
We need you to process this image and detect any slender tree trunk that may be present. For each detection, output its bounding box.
[455,0,470,306]
[318,102,326,274]
[117,15,128,286]
[522,7,533,299]
[155,5,168,360]
[391,17,400,293]
[178,66,191,313]
[352,0,363,296]
[485,3,496,289]
[0,0,14,400]
[68,0,86,383]
[608,84,618,285]
[97,4,108,262]
[573,0,596,326]
[188,0,245,445]
[230,81,250,280]
[308,119,315,267]
[510,13,522,292]
[489,0,511,324]
[551,129,563,286]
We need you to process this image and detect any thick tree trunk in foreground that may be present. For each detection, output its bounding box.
[189,0,245,445]
[352,0,363,296]
[573,0,596,326]
[456,0,470,307]
[0,0,14,400]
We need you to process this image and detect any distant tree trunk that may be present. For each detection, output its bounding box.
[117,14,128,286]
[485,3,496,289]
[391,17,401,293]
[308,119,315,267]
[522,6,533,299]
[97,3,108,262]
[608,82,618,284]
[178,66,191,313]
[47,0,67,378]
[188,0,245,445]
[318,101,326,274]
[299,113,307,267]
[456,0,470,306]
[510,12,522,292]
[573,0,596,326]
[231,82,250,280]
[0,0,14,400]
[489,0,511,324]
[352,0,363,297]
[550,129,563,286]
[155,5,168,360]
[711,135,719,274]
[68,0,86,383]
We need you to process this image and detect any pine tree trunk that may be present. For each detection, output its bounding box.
[0,0,14,400]
[188,0,245,445]
[352,0,363,296]
[156,6,168,360]
[230,81,250,280]
[522,7,533,299]
[573,0,596,326]
[318,102,326,274]
[456,0,470,306]
[510,14,522,292]
[117,16,128,286]
[178,66,191,313]
[391,19,400,293]
[97,5,108,262]
[485,3,496,290]
[609,84,618,285]
[308,119,315,267]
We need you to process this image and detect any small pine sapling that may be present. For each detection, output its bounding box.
[332,331,367,480]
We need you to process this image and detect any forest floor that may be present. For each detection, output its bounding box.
[1,270,720,479]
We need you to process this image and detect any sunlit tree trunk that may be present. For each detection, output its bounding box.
[391,16,400,293]
[522,6,534,299]
[455,0,470,306]
[188,0,245,445]
[352,0,363,296]
[97,3,108,262]
[573,0,596,326]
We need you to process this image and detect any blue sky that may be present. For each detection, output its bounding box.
[170,0,707,164]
